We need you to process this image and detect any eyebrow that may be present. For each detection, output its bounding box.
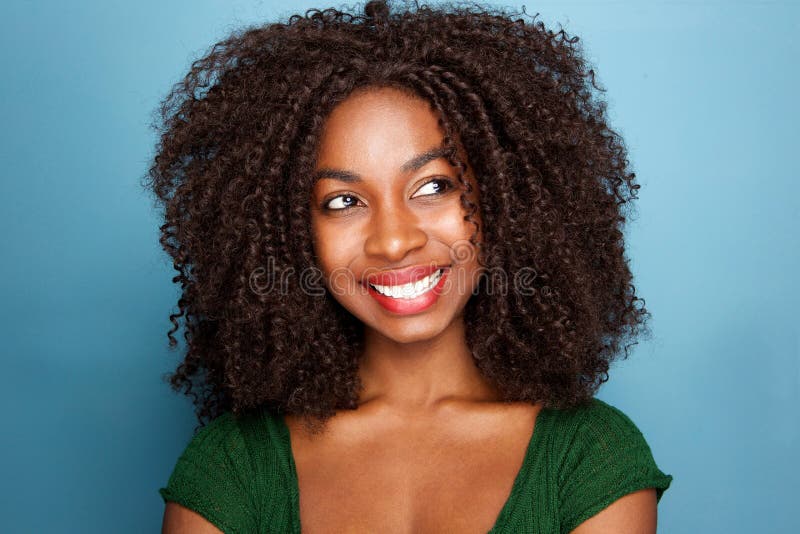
[312,146,450,183]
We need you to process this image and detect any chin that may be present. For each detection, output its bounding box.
[366,320,450,345]
[367,300,465,344]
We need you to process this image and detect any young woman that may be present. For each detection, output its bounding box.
[148,1,673,532]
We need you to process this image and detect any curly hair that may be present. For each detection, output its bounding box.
[143,0,651,431]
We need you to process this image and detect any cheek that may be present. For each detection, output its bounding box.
[311,217,360,276]
[432,201,480,241]
[435,197,483,268]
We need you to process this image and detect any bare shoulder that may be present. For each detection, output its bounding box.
[161,502,224,534]
[570,488,657,534]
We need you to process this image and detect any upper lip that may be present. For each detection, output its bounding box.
[365,263,448,287]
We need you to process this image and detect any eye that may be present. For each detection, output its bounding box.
[412,177,455,198]
[320,178,455,213]
[322,193,362,212]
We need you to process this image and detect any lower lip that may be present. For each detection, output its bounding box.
[366,268,450,315]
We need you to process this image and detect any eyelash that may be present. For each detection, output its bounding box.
[320,177,456,213]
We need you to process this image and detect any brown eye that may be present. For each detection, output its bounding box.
[322,193,361,211]
[412,177,455,198]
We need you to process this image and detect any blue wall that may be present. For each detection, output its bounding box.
[1,1,796,532]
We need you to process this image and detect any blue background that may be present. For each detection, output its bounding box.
[1,0,797,532]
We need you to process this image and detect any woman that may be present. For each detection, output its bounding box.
[149,1,673,532]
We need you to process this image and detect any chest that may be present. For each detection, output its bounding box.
[285,409,539,534]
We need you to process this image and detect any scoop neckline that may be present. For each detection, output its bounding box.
[273,406,551,533]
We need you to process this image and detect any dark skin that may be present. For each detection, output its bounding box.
[309,84,493,413]
[162,86,657,533]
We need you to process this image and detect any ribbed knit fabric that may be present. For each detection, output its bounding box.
[159,398,672,533]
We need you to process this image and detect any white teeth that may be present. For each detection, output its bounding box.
[371,269,444,299]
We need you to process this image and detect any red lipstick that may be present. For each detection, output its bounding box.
[365,263,447,287]
[364,265,450,315]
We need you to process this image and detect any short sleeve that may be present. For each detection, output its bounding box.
[557,399,673,533]
[159,412,259,533]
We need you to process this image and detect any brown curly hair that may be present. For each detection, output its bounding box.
[143,0,651,431]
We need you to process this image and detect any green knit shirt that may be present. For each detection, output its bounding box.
[159,398,672,533]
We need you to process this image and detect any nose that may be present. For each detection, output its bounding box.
[363,201,428,263]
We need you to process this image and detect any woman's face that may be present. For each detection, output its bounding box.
[310,86,484,345]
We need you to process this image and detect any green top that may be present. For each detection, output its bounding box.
[159,398,673,533]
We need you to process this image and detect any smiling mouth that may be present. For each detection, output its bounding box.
[368,268,447,299]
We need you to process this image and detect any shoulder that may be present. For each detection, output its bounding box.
[166,408,289,469]
[547,398,673,533]
[159,410,285,533]
[550,397,653,447]
[166,411,259,479]
[180,411,247,453]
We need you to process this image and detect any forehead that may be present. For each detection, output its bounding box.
[314,86,445,171]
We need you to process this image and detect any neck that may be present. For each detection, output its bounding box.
[356,316,501,416]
